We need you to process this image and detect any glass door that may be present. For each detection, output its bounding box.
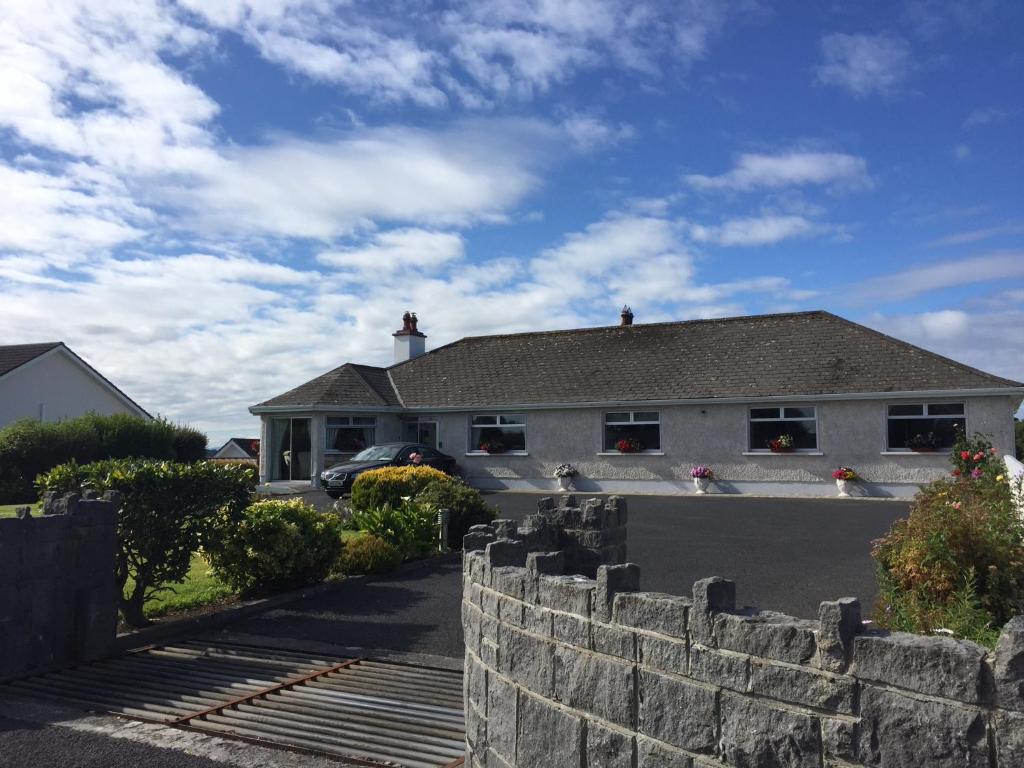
[401,418,439,449]
[269,417,312,481]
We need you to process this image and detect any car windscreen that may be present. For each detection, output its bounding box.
[352,445,401,461]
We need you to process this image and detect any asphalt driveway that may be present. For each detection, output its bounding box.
[232,492,909,659]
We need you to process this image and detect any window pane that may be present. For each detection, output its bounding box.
[604,423,661,451]
[749,419,818,450]
[888,404,923,417]
[471,424,526,451]
[605,412,631,423]
[632,411,660,423]
[471,415,497,426]
[499,414,525,425]
[327,426,374,452]
[927,403,964,416]
[327,417,351,426]
[352,416,376,425]
[783,407,815,419]
[887,417,965,450]
[750,407,780,420]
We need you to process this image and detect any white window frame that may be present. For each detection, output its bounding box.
[746,405,819,453]
[325,415,377,454]
[601,410,662,453]
[467,413,528,455]
[884,402,966,452]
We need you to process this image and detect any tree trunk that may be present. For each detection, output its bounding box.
[120,582,150,628]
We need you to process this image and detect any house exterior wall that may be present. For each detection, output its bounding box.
[255,395,1016,496]
[0,351,144,428]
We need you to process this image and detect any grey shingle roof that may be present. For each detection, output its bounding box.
[256,363,400,408]
[0,342,61,377]
[255,311,1023,410]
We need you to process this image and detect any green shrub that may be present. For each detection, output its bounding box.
[206,499,345,595]
[350,498,439,559]
[0,413,207,503]
[415,478,497,548]
[872,473,1024,647]
[37,458,254,626]
[338,534,401,575]
[350,465,451,512]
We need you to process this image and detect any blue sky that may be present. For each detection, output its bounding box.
[1,0,1022,446]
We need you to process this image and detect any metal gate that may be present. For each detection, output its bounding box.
[6,638,465,768]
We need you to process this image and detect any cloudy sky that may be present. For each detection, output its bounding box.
[1,0,1022,447]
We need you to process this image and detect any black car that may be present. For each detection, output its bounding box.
[319,442,457,498]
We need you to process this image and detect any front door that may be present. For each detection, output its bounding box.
[270,417,312,481]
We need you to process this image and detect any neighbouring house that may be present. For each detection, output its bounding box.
[214,437,259,461]
[249,310,1023,497]
[0,342,150,428]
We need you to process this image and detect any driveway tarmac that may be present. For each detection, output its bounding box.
[234,492,909,658]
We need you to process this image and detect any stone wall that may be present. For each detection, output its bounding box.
[0,492,120,681]
[462,495,1024,767]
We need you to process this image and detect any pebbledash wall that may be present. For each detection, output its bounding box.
[461,495,1024,768]
[0,492,119,681]
[448,397,1016,498]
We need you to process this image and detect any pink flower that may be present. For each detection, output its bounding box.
[990,447,998,454]
[971,468,984,479]
[973,452,984,462]
[951,502,962,510]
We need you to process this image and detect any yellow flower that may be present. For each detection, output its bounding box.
[996,475,1005,482]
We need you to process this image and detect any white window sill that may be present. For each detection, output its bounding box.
[464,451,529,457]
[742,451,824,456]
[597,451,665,456]
[880,451,947,456]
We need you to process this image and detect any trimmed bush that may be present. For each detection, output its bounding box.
[206,499,345,595]
[350,498,439,559]
[415,478,497,548]
[37,459,254,626]
[350,465,451,512]
[872,474,1024,647]
[0,413,207,503]
[338,534,401,575]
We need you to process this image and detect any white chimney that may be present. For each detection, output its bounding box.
[393,310,426,363]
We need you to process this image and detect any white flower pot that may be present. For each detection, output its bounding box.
[694,477,709,494]
[557,476,573,491]
[836,478,850,497]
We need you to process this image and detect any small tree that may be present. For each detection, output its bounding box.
[38,459,254,626]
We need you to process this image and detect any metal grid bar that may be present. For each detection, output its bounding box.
[5,639,465,768]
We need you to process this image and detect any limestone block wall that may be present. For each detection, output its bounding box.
[0,492,120,681]
[462,496,1024,768]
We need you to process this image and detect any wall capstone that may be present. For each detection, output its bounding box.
[463,494,1024,768]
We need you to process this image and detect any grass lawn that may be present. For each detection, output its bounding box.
[135,554,236,619]
[0,503,39,518]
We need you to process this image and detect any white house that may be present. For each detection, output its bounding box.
[214,437,259,461]
[0,342,150,428]
[250,310,1023,497]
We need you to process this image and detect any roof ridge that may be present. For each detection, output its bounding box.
[828,313,1024,388]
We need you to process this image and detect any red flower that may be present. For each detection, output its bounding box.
[952,469,962,476]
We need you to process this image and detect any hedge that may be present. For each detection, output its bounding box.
[350,465,451,511]
[0,413,207,503]
[37,458,254,627]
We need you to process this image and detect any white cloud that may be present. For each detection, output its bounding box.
[962,107,1009,130]
[685,150,871,192]
[688,214,818,246]
[562,115,635,152]
[183,120,555,239]
[924,224,1024,248]
[848,252,1024,302]
[318,229,464,272]
[952,143,971,161]
[815,32,912,98]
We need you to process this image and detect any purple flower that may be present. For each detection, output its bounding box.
[971,467,984,479]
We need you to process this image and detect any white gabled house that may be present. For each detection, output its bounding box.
[0,342,150,428]
[250,310,1023,498]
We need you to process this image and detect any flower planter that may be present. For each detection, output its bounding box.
[836,478,850,497]
[769,447,794,454]
[557,476,573,492]
[693,477,710,494]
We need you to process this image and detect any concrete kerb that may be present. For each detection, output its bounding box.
[115,551,461,653]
